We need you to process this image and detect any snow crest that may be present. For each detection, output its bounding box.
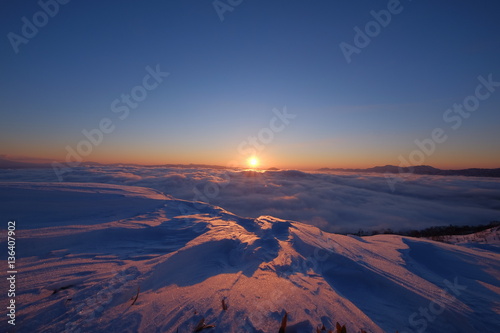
[1,182,499,332]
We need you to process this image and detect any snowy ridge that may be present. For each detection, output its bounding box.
[427,226,500,249]
[0,182,499,332]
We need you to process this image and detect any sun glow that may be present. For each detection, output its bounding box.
[248,157,259,168]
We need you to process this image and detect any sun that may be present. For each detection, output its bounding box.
[248,157,259,168]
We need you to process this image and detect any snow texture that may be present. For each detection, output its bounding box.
[0,181,499,332]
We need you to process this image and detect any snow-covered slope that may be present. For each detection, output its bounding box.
[427,226,500,249]
[1,182,499,333]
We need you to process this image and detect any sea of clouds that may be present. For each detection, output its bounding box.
[1,166,499,233]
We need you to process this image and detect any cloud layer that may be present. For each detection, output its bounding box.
[1,166,499,233]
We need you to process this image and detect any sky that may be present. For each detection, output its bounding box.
[1,0,500,170]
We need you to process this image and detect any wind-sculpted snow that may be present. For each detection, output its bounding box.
[0,182,167,229]
[1,182,499,332]
[1,166,499,232]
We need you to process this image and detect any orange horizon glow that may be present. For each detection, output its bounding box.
[3,140,500,171]
[3,151,499,171]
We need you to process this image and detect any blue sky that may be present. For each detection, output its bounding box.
[1,0,500,169]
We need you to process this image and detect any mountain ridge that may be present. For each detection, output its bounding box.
[2,181,499,332]
[318,164,500,177]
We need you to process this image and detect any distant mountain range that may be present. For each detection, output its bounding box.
[318,165,500,178]
[0,157,51,169]
[0,158,233,170]
[2,157,499,178]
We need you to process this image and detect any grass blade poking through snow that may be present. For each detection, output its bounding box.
[193,317,215,332]
[221,298,228,311]
[51,284,75,295]
[130,286,140,306]
[279,312,287,333]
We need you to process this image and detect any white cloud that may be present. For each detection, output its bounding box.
[1,166,499,233]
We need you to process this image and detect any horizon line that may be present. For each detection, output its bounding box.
[1,156,499,172]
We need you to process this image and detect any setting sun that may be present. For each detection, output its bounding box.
[248,157,259,168]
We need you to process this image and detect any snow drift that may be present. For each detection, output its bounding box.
[0,182,499,332]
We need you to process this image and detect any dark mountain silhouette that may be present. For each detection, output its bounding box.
[318,165,500,178]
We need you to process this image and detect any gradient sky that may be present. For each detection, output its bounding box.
[1,0,500,169]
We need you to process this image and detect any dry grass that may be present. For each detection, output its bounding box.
[221,298,228,311]
[193,317,215,332]
[130,286,140,306]
[172,299,403,332]
[279,312,288,333]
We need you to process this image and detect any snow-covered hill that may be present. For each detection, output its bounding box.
[1,182,499,332]
[426,226,500,249]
